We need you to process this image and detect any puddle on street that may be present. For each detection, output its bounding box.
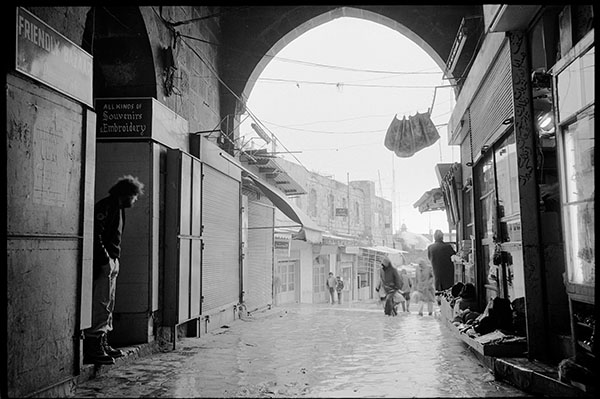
[75,303,531,398]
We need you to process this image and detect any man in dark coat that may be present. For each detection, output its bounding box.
[83,175,144,365]
[427,229,456,291]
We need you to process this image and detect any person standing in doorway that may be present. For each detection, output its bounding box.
[335,276,344,305]
[83,175,144,365]
[326,272,337,305]
[427,229,456,292]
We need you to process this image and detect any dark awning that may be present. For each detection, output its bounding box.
[220,152,323,243]
[246,174,323,243]
[413,187,445,213]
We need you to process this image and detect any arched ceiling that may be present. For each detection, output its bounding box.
[83,6,157,99]
[218,5,484,127]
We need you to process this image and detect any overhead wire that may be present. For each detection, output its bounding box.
[174,31,448,77]
[259,100,453,131]
[150,8,297,165]
[154,7,456,171]
[256,77,444,89]
[177,36,309,170]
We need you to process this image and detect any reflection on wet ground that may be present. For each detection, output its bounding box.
[74,302,533,397]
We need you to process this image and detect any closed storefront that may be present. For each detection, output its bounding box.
[7,8,95,396]
[202,164,241,312]
[244,200,275,312]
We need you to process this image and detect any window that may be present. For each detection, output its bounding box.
[278,260,298,292]
[559,108,594,286]
[328,194,335,219]
[354,201,360,225]
[309,189,317,218]
[475,129,524,301]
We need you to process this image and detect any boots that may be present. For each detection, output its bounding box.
[83,336,115,365]
[101,334,124,358]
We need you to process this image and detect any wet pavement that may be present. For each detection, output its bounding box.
[74,300,532,397]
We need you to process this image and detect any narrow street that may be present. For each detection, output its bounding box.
[74,301,531,398]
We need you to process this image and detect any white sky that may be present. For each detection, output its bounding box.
[239,17,460,235]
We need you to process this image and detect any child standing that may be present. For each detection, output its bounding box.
[335,276,344,304]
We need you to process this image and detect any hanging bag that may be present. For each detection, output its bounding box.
[384,112,440,158]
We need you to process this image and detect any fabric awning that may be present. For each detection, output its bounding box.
[413,187,446,213]
[361,246,408,265]
[246,174,323,243]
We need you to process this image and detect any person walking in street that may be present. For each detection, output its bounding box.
[326,272,337,305]
[412,259,436,316]
[399,268,413,312]
[83,175,144,365]
[427,229,456,292]
[376,257,404,316]
[335,276,344,304]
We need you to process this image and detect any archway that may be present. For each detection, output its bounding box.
[83,6,156,99]
[217,5,483,150]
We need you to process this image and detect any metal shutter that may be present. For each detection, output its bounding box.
[470,40,514,163]
[201,164,240,312]
[460,110,473,164]
[244,200,274,312]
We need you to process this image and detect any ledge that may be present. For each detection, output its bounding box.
[440,297,527,358]
[440,297,591,397]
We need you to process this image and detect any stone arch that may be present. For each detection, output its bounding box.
[241,7,446,103]
[83,7,156,99]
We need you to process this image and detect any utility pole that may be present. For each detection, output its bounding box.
[347,172,350,234]
[392,155,400,233]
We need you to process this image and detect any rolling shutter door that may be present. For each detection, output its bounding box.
[202,164,240,312]
[470,40,513,163]
[245,200,274,312]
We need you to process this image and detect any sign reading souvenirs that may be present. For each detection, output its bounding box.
[16,7,93,107]
[96,98,152,138]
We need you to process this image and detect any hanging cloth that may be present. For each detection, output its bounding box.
[384,111,440,158]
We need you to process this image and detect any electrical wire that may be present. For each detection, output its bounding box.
[154,7,456,173]
[175,31,449,77]
[177,36,309,171]
[165,6,252,27]
[256,77,444,89]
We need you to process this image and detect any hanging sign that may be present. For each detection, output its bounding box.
[96,98,152,138]
[335,208,348,217]
[15,7,93,107]
[274,236,291,257]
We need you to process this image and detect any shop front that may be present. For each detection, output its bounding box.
[441,8,571,364]
[551,29,595,387]
[8,8,95,395]
[357,246,408,301]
